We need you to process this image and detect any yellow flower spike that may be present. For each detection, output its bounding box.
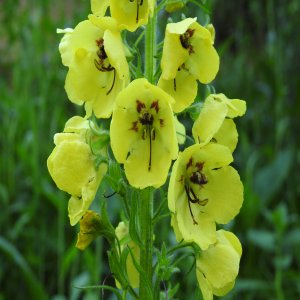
[58,18,129,118]
[110,78,178,189]
[109,0,155,32]
[168,143,243,249]
[174,116,186,145]
[47,117,107,226]
[115,222,140,288]
[158,68,198,113]
[196,230,242,300]
[76,210,102,251]
[192,93,246,152]
[161,18,219,84]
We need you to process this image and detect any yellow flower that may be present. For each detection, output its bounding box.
[110,0,156,32]
[192,93,246,152]
[158,68,198,113]
[161,18,219,84]
[76,210,103,251]
[47,116,107,225]
[196,230,242,300]
[115,222,140,288]
[168,143,243,250]
[58,17,129,118]
[110,78,178,189]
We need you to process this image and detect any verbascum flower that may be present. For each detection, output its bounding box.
[47,116,107,226]
[161,18,219,83]
[192,93,246,152]
[109,0,156,32]
[58,17,129,118]
[196,230,242,300]
[168,143,243,250]
[110,78,178,188]
[115,222,140,288]
[159,18,218,112]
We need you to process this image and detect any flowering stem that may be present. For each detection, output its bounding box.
[144,7,157,83]
[139,187,154,299]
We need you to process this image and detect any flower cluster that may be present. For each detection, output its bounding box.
[47,1,246,299]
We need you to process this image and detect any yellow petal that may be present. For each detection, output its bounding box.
[192,96,228,145]
[196,271,213,300]
[47,139,95,196]
[176,201,217,250]
[68,162,107,226]
[58,20,103,67]
[91,0,109,16]
[212,93,246,118]
[158,68,198,113]
[197,230,241,290]
[110,0,151,32]
[167,17,197,35]
[185,23,219,83]
[161,18,196,80]
[201,166,243,224]
[103,29,129,81]
[64,116,90,133]
[213,118,238,153]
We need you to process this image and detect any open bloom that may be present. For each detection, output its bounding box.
[109,0,156,32]
[115,222,140,288]
[110,78,178,188]
[196,230,242,300]
[161,18,219,83]
[192,93,246,152]
[159,18,218,112]
[168,143,243,249]
[47,116,107,225]
[58,17,129,118]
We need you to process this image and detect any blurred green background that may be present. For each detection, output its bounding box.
[1,0,300,299]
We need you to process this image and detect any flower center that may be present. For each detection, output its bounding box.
[129,100,164,171]
[180,29,195,55]
[184,158,208,225]
[94,38,116,95]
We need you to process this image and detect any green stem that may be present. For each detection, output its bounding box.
[139,187,154,299]
[144,8,157,83]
